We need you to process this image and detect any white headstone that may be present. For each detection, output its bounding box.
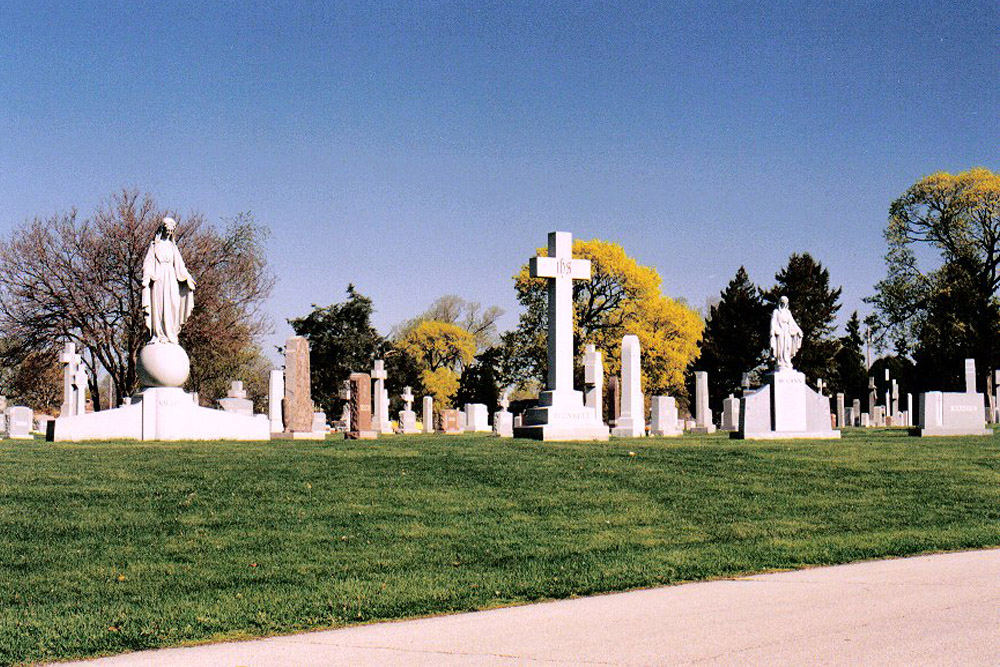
[583,344,604,421]
[422,395,434,433]
[268,369,284,434]
[649,396,680,436]
[218,380,253,416]
[464,403,490,432]
[398,386,419,434]
[59,342,82,417]
[691,371,715,434]
[512,231,609,441]
[371,360,392,434]
[965,358,976,393]
[611,335,644,437]
[73,365,87,416]
[835,393,845,428]
[494,392,513,438]
[6,406,33,439]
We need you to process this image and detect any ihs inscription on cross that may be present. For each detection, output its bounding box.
[529,231,591,395]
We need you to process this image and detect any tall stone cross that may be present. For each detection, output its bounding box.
[371,360,389,431]
[401,386,414,411]
[529,231,591,396]
[60,342,82,417]
[499,391,510,412]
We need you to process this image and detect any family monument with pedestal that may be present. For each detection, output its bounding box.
[48,218,269,441]
[513,231,609,441]
[734,296,839,440]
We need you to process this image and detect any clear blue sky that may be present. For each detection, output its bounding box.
[1,1,997,360]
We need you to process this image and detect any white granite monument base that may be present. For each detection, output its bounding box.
[912,391,991,437]
[733,370,840,440]
[514,390,609,441]
[47,387,270,442]
[398,410,420,434]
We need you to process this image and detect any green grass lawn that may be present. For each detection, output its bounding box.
[2,428,999,665]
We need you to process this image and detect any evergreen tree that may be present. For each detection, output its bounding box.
[692,266,769,414]
[766,253,842,383]
[455,347,502,410]
[831,311,868,401]
[288,284,387,417]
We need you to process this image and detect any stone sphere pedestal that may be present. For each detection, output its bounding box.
[138,342,190,388]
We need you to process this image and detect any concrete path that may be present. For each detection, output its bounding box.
[58,549,1000,666]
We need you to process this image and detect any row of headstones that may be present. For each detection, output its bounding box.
[339,366,517,439]
[584,336,711,437]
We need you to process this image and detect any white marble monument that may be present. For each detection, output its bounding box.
[464,403,490,432]
[371,360,393,434]
[611,335,645,437]
[494,392,514,438]
[218,381,253,416]
[268,369,284,433]
[691,371,716,434]
[720,394,739,432]
[398,386,420,434]
[649,396,681,436]
[583,344,604,422]
[48,218,269,441]
[422,395,434,433]
[513,232,610,441]
[914,359,990,436]
[734,297,840,440]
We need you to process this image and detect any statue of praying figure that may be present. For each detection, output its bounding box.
[770,296,802,371]
[141,217,196,345]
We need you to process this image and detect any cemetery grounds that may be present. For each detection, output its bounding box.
[2,428,999,665]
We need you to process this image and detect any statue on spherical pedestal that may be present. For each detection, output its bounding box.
[138,217,194,388]
[48,217,270,442]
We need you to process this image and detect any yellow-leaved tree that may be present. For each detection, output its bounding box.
[396,320,476,406]
[511,238,702,398]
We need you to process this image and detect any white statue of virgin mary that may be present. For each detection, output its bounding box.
[141,217,196,345]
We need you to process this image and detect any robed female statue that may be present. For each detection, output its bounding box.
[770,296,802,371]
[141,217,196,345]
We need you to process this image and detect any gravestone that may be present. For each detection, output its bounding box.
[513,231,609,441]
[691,371,715,434]
[907,393,914,427]
[494,392,513,438]
[844,406,855,427]
[268,369,284,433]
[720,394,739,432]
[583,344,604,421]
[891,380,899,417]
[868,377,877,416]
[7,406,33,440]
[852,399,861,426]
[861,413,871,427]
[995,369,1000,422]
[73,366,87,416]
[59,342,82,417]
[835,393,845,428]
[965,358,977,393]
[611,335,645,437]
[0,396,7,434]
[312,412,328,433]
[915,390,990,436]
[439,408,462,434]
[338,380,351,431]
[283,336,315,435]
[398,386,419,434]
[371,360,393,434]
[734,298,839,440]
[218,381,253,416]
[422,395,434,434]
[606,376,621,427]
[872,406,885,426]
[345,372,376,439]
[649,396,680,436]
[464,403,490,432]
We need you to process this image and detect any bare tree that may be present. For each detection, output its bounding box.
[0,189,274,409]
